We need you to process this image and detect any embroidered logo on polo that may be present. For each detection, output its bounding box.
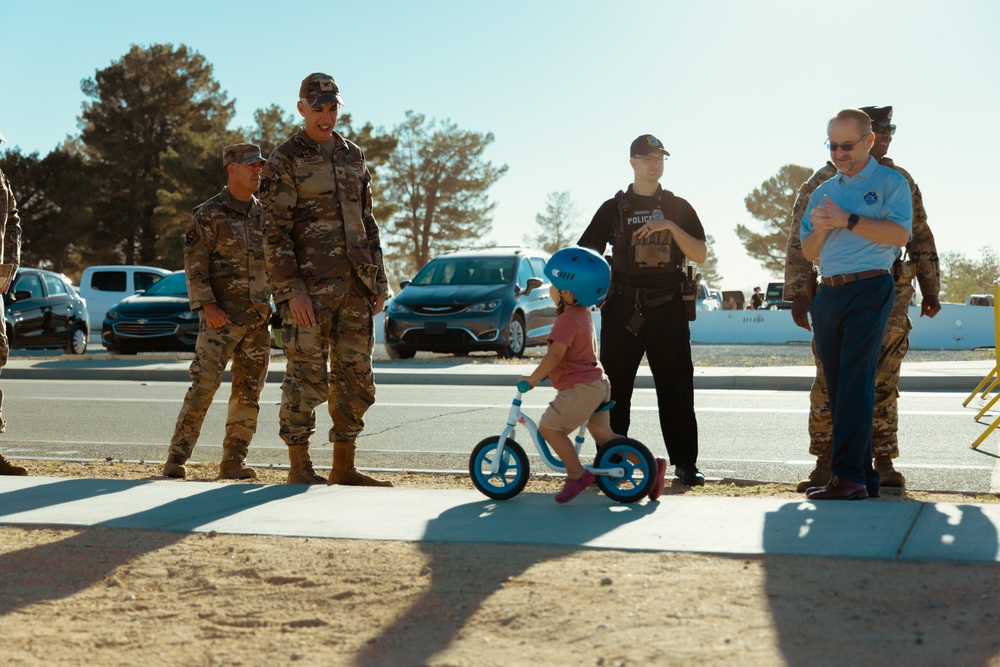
[863,191,879,205]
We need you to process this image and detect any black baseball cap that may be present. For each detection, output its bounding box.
[859,106,892,125]
[630,134,670,157]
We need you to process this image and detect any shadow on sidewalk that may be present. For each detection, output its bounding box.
[0,480,307,616]
[763,501,1000,666]
[353,492,657,667]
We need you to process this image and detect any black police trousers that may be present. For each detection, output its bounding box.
[599,293,699,469]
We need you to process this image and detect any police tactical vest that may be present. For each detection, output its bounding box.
[612,188,683,287]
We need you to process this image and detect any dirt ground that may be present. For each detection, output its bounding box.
[2,460,1000,667]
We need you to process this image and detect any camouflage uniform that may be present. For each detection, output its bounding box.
[785,156,940,485]
[0,132,25,474]
[259,76,391,486]
[165,145,272,480]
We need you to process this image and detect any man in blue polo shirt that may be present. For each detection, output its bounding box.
[801,108,912,500]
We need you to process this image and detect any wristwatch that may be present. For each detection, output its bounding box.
[847,213,860,231]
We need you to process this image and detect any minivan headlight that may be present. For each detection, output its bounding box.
[466,300,501,313]
[388,301,411,314]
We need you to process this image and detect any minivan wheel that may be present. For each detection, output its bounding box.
[498,313,525,359]
[385,343,416,360]
[66,326,88,355]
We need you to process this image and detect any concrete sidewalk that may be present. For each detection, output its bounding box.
[1,475,998,563]
[0,356,994,391]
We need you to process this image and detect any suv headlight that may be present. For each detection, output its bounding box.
[466,300,501,313]
[178,310,199,320]
[105,311,120,321]
[388,301,411,314]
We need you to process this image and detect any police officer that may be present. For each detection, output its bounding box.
[0,130,25,476]
[579,134,708,486]
[162,143,272,480]
[784,106,940,492]
[259,73,392,487]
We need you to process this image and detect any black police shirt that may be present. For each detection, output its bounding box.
[579,185,705,289]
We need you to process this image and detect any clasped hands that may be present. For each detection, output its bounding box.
[809,195,852,232]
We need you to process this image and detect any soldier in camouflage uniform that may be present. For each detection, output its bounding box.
[258,73,392,487]
[162,143,272,480]
[0,130,26,476]
[784,106,941,492]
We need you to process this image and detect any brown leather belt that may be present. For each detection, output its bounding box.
[820,269,889,287]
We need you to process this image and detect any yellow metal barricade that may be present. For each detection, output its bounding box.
[970,280,1000,449]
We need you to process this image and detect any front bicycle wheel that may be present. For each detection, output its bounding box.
[469,436,530,500]
[593,437,656,503]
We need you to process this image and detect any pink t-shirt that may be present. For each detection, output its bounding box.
[547,306,604,390]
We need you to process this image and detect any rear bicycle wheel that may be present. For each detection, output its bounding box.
[593,437,656,503]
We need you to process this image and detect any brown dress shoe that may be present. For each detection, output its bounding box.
[806,476,868,500]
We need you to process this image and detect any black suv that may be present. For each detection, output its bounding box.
[384,248,555,358]
[764,281,793,310]
[3,267,90,354]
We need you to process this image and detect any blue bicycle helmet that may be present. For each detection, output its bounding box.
[543,246,611,307]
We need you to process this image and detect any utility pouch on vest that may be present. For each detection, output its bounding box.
[681,266,699,321]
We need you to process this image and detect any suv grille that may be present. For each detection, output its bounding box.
[113,322,178,337]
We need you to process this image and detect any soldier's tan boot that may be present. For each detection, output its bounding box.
[329,441,392,487]
[286,444,327,485]
[0,452,27,476]
[163,453,188,479]
[218,447,257,480]
[875,455,906,488]
[796,455,831,493]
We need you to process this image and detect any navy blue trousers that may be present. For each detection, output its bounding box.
[810,274,894,491]
[600,294,699,468]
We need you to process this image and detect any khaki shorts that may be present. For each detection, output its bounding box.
[539,378,611,434]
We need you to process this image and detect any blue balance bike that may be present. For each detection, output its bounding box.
[469,380,659,503]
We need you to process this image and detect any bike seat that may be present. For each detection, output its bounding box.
[594,400,615,414]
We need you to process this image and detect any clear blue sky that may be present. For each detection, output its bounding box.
[2,0,997,295]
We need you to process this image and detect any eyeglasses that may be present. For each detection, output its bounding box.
[873,122,896,136]
[633,155,667,164]
[825,134,870,152]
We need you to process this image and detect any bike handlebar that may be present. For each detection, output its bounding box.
[516,380,532,393]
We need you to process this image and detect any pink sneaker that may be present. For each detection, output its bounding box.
[648,458,667,501]
[555,471,596,504]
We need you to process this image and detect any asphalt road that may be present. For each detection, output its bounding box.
[2,378,997,493]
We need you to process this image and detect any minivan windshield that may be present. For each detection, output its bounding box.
[143,272,189,297]
[412,258,514,286]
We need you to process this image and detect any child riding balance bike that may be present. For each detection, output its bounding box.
[468,246,667,504]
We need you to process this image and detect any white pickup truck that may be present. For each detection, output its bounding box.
[77,265,171,330]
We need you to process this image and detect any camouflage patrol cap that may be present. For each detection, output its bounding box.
[630,134,670,157]
[300,73,344,107]
[859,106,892,125]
[222,143,266,168]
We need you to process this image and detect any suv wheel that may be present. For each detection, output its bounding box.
[498,313,525,359]
[65,326,88,355]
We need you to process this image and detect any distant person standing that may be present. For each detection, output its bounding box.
[0,130,25,476]
[784,105,940,492]
[800,108,912,500]
[750,287,764,310]
[579,134,708,486]
[259,73,392,486]
[162,143,272,480]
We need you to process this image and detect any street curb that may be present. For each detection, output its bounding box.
[0,363,988,393]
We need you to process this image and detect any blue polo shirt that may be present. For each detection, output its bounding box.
[801,156,912,277]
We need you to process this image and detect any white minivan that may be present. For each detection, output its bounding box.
[78,265,172,330]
